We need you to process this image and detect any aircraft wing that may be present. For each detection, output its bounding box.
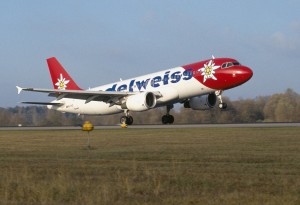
[16,86,161,104]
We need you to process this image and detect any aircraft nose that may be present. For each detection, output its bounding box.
[235,66,253,83]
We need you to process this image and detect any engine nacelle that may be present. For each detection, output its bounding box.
[123,92,156,111]
[187,93,217,110]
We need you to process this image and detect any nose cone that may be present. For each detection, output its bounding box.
[236,66,253,83]
[216,65,253,90]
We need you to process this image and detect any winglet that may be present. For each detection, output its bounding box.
[212,55,215,59]
[16,86,23,94]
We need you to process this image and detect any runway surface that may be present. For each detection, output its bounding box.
[1,123,300,131]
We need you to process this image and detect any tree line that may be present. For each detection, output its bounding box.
[1,89,299,126]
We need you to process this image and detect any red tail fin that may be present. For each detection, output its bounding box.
[47,57,82,90]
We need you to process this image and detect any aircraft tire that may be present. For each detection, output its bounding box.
[127,116,133,125]
[162,115,174,124]
[168,115,174,124]
[120,116,127,124]
[162,115,168,124]
[120,116,133,125]
[219,103,227,110]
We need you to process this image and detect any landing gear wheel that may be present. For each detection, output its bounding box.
[218,103,227,110]
[162,115,168,124]
[120,116,134,125]
[162,115,174,124]
[127,116,133,125]
[162,105,175,124]
[169,115,174,124]
[120,116,127,124]
[215,90,227,110]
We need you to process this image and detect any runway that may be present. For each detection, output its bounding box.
[1,123,300,131]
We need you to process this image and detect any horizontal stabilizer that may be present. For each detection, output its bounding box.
[16,86,23,94]
[19,102,63,106]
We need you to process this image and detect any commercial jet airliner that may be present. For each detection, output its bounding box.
[17,57,253,125]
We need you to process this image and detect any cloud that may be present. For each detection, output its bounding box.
[269,22,300,53]
[270,32,296,50]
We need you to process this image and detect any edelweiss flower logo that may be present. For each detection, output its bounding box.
[55,74,70,90]
[198,60,220,82]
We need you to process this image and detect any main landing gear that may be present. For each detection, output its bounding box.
[120,110,133,125]
[120,105,175,126]
[216,90,227,110]
[162,105,174,124]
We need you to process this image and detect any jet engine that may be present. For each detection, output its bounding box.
[123,92,156,111]
[185,93,217,110]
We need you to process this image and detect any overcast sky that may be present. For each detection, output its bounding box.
[1,0,300,107]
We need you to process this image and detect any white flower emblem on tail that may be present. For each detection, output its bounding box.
[198,60,220,82]
[55,74,70,90]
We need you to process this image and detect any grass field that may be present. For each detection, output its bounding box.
[0,127,300,205]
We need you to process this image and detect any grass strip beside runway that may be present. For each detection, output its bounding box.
[0,127,300,204]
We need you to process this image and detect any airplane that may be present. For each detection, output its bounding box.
[17,56,253,125]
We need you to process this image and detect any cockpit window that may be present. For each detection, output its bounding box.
[221,61,241,68]
[227,62,233,67]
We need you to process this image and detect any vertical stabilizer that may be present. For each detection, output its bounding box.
[47,57,82,90]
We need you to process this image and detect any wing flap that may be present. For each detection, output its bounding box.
[19,102,64,106]
[47,92,114,102]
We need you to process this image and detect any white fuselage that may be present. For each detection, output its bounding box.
[49,66,214,115]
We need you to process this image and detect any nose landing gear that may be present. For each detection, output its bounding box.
[215,90,227,110]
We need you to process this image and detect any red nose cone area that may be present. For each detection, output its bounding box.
[181,58,253,90]
[238,66,253,82]
[227,66,253,89]
[208,66,253,90]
